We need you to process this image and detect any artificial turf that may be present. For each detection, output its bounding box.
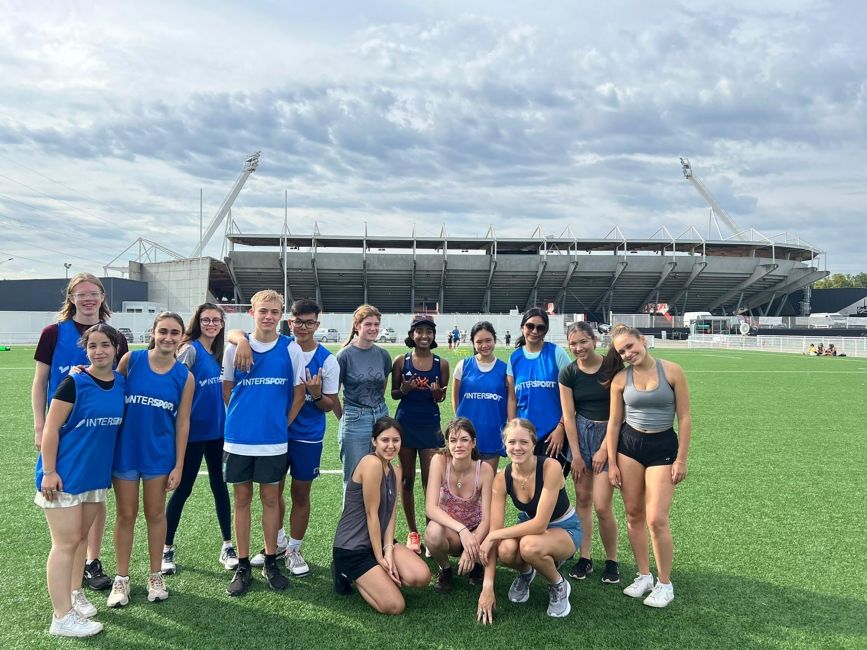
[0,344,864,649]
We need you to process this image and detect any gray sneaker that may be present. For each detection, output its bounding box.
[507,568,536,603]
[547,576,571,618]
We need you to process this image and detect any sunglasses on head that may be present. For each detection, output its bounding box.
[524,322,547,333]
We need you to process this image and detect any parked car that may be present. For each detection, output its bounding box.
[140,331,152,344]
[118,327,134,343]
[314,328,341,343]
[377,327,398,343]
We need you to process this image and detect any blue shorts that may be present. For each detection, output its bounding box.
[518,509,581,553]
[287,440,323,481]
[576,413,609,472]
[112,470,166,481]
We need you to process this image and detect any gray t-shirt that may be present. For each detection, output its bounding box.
[336,344,392,408]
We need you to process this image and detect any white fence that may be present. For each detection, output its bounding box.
[687,334,867,357]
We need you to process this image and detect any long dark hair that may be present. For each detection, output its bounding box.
[470,321,497,353]
[515,307,549,348]
[183,303,226,361]
[372,415,404,440]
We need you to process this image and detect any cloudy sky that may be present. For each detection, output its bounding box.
[1,0,865,280]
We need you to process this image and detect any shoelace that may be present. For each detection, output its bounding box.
[150,574,165,590]
[73,591,88,607]
[225,547,237,558]
[111,579,126,594]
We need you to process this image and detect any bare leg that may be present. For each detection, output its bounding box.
[289,479,312,540]
[72,504,99,591]
[112,478,141,576]
[260,482,281,554]
[644,465,676,582]
[573,470,594,559]
[232,482,253,558]
[45,506,83,617]
[398,446,418,532]
[593,471,618,561]
[86,502,106,562]
[142,477,169,574]
[618,454,650,575]
[519,530,575,583]
[354,565,406,615]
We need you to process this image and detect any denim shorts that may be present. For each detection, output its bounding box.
[517,508,581,553]
[576,413,609,472]
[112,470,166,481]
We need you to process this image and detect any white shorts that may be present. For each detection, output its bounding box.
[34,488,108,509]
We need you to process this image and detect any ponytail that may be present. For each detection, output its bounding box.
[343,304,382,348]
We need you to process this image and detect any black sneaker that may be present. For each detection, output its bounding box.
[467,563,485,586]
[332,561,353,596]
[568,557,593,580]
[601,560,620,584]
[84,558,112,591]
[262,561,289,591]
[226,565,252,597]
[434,567,453,594]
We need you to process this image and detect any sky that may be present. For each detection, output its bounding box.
[1,0,865,280]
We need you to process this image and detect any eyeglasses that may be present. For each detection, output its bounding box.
[523,322,547,333]
[293,319,319,329]
[71,291,103,300]
[200,317,223,325]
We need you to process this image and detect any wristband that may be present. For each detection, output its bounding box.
[383,544,394,552]
[312,394,323,402]
[43,469,56,475]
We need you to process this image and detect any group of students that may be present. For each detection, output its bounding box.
[32,275,693,637]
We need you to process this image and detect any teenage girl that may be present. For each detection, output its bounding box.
[332,416,430,614]
[477,418,580,623]
[391,315,450,552]
[107,312,194,607]
[424,418,494,593]
[507,308,570,467]
[36,324,125,637]
[162,303,236,575]
[558,322,620,584]
[336,305,393,491]
[451,321,512,471]
[32,273,129,591]
[605,324,692,608]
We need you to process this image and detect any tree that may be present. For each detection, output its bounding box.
[813,273,867,289]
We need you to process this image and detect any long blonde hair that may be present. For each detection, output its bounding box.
[56,273,111,322]
[342,304,382,348]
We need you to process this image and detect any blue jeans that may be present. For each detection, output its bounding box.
[338,402,388,491]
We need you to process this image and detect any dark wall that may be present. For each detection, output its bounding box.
[0,277,147,312]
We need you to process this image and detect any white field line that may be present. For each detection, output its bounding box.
[695,354,744,359]
[198,468,415,477]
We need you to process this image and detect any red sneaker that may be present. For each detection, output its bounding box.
[406,531,421,554]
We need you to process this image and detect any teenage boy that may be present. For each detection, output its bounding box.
[221,290,305,596]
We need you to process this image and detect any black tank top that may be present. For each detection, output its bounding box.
[505,455,570,521]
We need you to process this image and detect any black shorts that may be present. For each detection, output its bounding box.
[617,424,678,468]
[534,437,571,478]
[223,451,288,485]
[332,546,379,583]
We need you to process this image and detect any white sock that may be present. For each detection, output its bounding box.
[222,541,233,549]
[276,528,287,546]
[288,537,302,552]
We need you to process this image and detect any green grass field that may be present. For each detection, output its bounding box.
[1,344,865,649]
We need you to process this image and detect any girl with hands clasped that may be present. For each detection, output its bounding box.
[604,324,692,609]
[424,418,494,594]
[332,417,431,614]
[477,419,581,624]
[392,315,450,553]
[35,324,126,637]
[558,322,620,584]
[107,312,194,608]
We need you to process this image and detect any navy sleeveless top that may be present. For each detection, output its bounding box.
[394,352,442,435]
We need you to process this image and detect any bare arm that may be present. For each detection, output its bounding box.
[31,362,50,450]
[222,381,234,406]
[666,361,692,484]
[559,383,581,478]
[485,459,565,541]
[226,329,253,371]
[287,383,306,427]
[473,462,495,542]
[506,374,517,420]
[606,371,626,488]
[390,355,412,401]
[451,375,462,413]
[477,470,506,624]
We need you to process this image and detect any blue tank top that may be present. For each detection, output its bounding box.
[225,335,294,447]
[510,342,563,440]
[114,350,189,475]
[288,344,332,443]
[187,340,225,443]
[394,352,442,435]
[456,356,507,456]
[47,320,89,402]
[36,371,125,493]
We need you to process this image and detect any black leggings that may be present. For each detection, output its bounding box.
[166,438,232,545]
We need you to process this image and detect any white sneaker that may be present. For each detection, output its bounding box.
[623,573,654,598]
[285,548,310,577]
[161,547,177,575]
[106,575,130,608]
[147,572,169,602]
[71,589,97,618]
[643,580,674,608]
[250,543,288,568]
[50,608,103,637]
[220,544,239,570]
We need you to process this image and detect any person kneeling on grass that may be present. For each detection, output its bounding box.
[424,417,494,593]
[477,418,581,623]
[36,324,126,637]
[332,416,431,614]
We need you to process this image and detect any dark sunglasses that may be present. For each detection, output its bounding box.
[524,322,547,333]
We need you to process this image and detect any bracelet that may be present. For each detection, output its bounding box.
[312,394,323,402]
[457,526,467,534]
[43,469,56,475]
[383,544,394,551]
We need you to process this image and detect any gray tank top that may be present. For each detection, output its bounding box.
[623,360,676,431]
[333,458,396,551]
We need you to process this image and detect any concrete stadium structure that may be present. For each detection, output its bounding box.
[203,227,825,320]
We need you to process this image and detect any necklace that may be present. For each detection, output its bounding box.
[453,463,471,489]
[512,469,529,490]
